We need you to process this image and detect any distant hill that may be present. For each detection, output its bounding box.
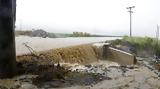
[15,29,56,38]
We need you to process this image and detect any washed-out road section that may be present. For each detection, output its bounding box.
[15,36,120,56]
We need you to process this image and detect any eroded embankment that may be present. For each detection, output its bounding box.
[16,44,100,64]
[2,42,160,89]
[15,44,106,88]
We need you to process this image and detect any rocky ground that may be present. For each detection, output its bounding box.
[0,58,160,89]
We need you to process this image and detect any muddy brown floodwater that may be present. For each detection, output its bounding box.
[0,36,159,89]
[15,36,120,55]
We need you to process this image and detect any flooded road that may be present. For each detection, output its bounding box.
[9,36,160,89]
[16,36,120,55]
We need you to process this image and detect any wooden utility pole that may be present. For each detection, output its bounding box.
[156,24,159,44]
[0,0,16,78]
[126,6,135,37]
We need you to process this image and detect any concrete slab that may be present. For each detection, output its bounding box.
[107,47,136,65]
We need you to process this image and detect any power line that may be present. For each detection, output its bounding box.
[126,6,135,37]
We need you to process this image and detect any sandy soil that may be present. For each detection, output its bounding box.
[15,36,119,55]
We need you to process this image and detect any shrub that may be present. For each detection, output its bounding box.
[122,36,160,57]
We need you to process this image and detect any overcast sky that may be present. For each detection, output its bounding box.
[16,0,160,37]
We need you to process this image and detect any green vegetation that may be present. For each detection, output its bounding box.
[123,36,156,49]
[47,33,56,38]
[15,30,91,37]
[15,30,122,38]
[113,36,160,57]
[70,32,91,37]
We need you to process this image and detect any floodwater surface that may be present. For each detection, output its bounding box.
[16,36,120,55]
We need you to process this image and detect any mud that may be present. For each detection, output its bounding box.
[17,44,98,64]
[1,39,160,89]
[0,59,160,89]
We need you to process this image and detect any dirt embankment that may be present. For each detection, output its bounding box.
[109,39,154,58]
[109,38,160,73]
[17,44,99,64]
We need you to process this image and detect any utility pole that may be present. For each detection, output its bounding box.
[0,0,16,78]
[155,24,160,58]
[156,24,159,45]
[126,6,135,37]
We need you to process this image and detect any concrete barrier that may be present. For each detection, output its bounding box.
[93,43,109,59]
[107,47,136,65]
[93,43,136,65]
